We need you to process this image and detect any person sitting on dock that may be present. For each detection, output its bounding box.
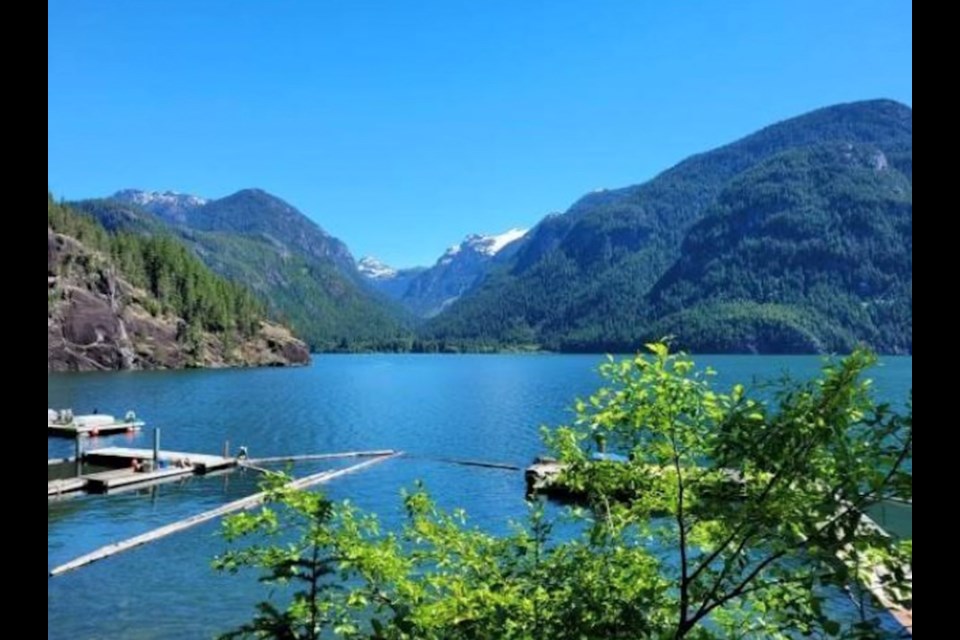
[131,458,144,472]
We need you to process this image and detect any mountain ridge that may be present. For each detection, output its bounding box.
[76,189,412,351]
[425,98,912,353]
[79,98,911,354]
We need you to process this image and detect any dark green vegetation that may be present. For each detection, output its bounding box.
[426,99,912,353]
[216,346,912,638]
[76,190,411,352]
[78,99,911,354]
[48,197,309,369]
[49,196,263,339]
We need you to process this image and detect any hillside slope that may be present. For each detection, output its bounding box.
[79,189,411,351]
[425,99,912,353]
[48,198,309,371]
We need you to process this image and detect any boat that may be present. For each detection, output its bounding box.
[47,408,145,437]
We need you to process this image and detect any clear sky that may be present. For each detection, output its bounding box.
[49,1,912,268]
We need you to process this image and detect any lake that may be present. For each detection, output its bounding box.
[48,354,912,639]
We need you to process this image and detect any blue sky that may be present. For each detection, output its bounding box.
[49,1,912,268]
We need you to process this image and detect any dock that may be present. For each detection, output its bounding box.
[82,447,235,472]
[48,447,236,497]
[48,447,403,498]
[48,419,144,438]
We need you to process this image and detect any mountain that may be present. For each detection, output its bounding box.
[424,99,912,353]
[645,142,912,353]
[48,197,309,371]
[112,189,208,225]
[76,189,411,351]
[360,228,528,318]
[358,257,427,300]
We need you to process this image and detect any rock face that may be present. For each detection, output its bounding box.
[47,229,309,372]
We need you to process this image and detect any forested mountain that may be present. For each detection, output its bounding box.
[48,197,309,371]
[424,99,912,353]
[360,228,528,318]
[68,99,911,354]
[645,142,912,353]
[76,190,411,351]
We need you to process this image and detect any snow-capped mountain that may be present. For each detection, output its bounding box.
[357,256,398,280]
[438,228,528,265]
[360,228,528,317]
[358,257,427,300]
[112,189,209,225]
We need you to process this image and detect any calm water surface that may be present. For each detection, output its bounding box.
[48,354,912,639]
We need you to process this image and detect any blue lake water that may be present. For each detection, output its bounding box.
[48,354,912,639]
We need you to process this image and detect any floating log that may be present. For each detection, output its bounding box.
[49,451,403,577]
[435,458,520,471]
[237,462,272,474]
[246,449,396,464]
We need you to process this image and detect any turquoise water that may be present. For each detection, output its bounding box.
[48,354,912,639]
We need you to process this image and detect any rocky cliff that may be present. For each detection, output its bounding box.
[48,228,310,372]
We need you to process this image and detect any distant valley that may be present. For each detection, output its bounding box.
[358,228,528,318]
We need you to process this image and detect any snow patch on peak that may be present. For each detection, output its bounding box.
[358,256,397,280]
[477,227,528,256]
[436,228,529,265]
[114,189,209,208]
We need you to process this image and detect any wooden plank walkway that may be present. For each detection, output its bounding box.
[82,467,197,492]
[48,447,237,497]
[83,447,235,472]
[48,477,87,496]
[49,451,403,577]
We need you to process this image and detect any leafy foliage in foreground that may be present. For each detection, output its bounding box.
[215,346,912,639]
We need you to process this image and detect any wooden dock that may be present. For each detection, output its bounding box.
[82,447,235,472]
[48,420,144,438]
[48,477,88,496]
[47,447,237,497]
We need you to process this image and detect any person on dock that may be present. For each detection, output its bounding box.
[131,458,144,472]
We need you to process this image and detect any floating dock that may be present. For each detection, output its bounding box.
[48,447,236,497]
[48,419,144,438]
[48,447,402,498]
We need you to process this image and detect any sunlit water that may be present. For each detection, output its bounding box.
[48,354,912,638]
